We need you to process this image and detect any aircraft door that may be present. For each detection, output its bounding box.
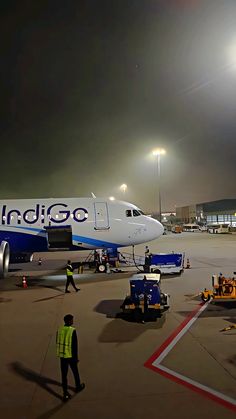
[45,225,72,249]
[94,202,110,230]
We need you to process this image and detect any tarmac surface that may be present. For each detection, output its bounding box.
[0,232,236,418]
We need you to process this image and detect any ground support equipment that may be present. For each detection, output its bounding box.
[120,273,170,322]
[201,273,236,302]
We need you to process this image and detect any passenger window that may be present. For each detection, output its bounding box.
[126,210,132,217]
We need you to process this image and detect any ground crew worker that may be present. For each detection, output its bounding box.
[144,246,151,273]
[56,314,85,401]
[145,246,150,261]
[94,250,100,272]
[218,272,224,296]
[65,260,80,293]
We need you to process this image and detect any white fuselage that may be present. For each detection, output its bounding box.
[0,197,163,253]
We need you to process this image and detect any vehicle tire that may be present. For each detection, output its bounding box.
[160,292,167,305]
[134,308,142,323]
[223,285,233,294]
[98,264,106,272]
[156,309,161,318]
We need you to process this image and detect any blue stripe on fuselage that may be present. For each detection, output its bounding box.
[0,229,121,254]
[72,234,122,249]
[0,230,48,253]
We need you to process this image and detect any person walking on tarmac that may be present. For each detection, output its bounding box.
[56,314,85,401]
[65,260,80,293]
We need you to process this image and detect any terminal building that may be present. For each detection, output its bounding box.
[176,199,236,226]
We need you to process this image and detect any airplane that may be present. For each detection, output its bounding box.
[0,197,164,278]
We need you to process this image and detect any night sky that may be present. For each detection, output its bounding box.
[1,0,236,212]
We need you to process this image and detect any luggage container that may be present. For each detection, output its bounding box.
[149,252,185,274]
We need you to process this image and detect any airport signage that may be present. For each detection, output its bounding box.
[1,203,88,225]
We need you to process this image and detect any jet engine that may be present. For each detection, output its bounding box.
[0,241,10,278]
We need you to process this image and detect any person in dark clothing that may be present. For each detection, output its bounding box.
[144,246,152,273]
[218,272,225,296]
[94,250,100,273]
[56,314,85,401]
[145,246,150,264]
[65,260,80,293]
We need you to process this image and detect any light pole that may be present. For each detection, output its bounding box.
[120,183,127,197]
[152,148,166,222]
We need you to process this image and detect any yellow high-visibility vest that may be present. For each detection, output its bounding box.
[56,326,75,358]
[66,266,73,276]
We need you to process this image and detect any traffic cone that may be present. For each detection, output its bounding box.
[22,276,28,288]
[38,257,42,266]
[186,258,191,269]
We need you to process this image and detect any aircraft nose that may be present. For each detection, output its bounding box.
[148,218,164,240]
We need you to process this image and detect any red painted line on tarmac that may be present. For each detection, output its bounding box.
[144,303,236,413]
[144,303,204,368]
[154,365,236,413]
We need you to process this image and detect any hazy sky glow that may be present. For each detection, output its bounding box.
[1,0,236,212]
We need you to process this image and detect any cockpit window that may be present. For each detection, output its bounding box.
[126,209,144,217]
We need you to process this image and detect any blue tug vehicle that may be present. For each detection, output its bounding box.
[120,273,170,322]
